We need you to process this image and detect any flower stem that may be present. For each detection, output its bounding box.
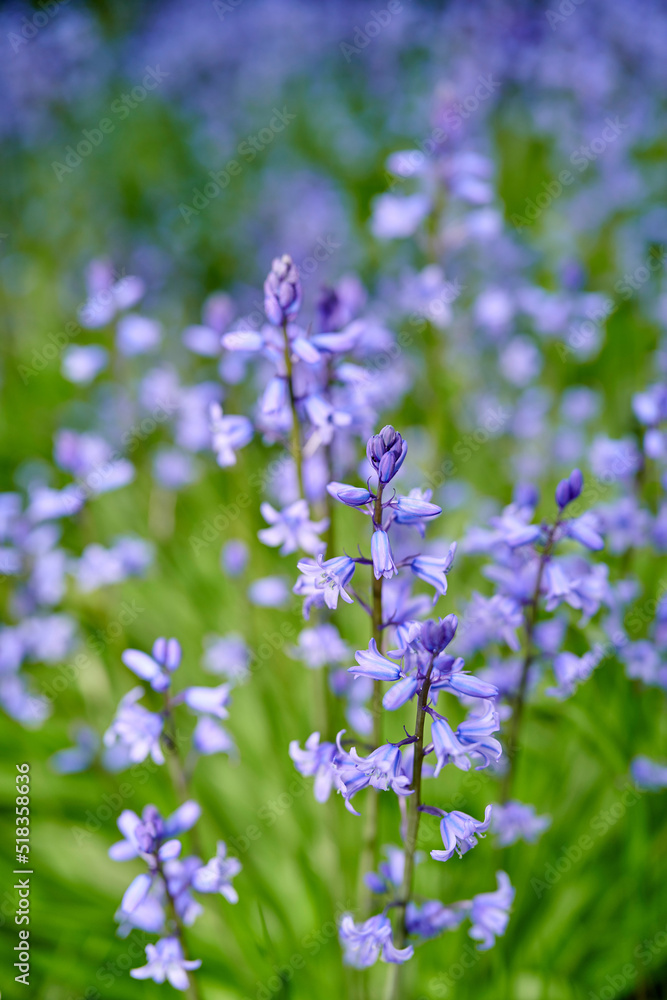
[357,487,385,915]
[162,694,204,859]
[501,524,557,803]
[282,319,305,498]
[156,859,203,1000]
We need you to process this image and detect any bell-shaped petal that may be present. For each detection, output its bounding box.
[349,639,402,682]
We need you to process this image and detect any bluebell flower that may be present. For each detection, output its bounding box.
[117,314,162,356]
[410,544,457,602]
[547,651,596,699]
[561,511,604,551]
[464,503,541,553]
[289,624,349,669]
[430,805,492,862]
[597,496,650,554]
[49,725,99,774]
[366,426,408,485]
[427,712,473,774]
[131,937,201,989]
[371,528,397,579]
[264,254,302,325]
[193,716,235,756]
[109,802,201,862]
[327,481,375,508]
[61,344,108,384]
[631,756,667,791]
[456,593,523,655]
[455,700,502,769]
[490,801,551,847]
[364,845,412,894]
[247,576,290,608]
[555,468,583,509]
[294,555,356,614]
[382,675,419,710]
[122,638,181,692]
[220,539,249,577]
[405,900,466,939]
[104,687,164,765]
[209,403,253,467]
[163,855,204,926]
[335,732,413,813]
[258,500,328,556]
[388,490,442,526]
[192,842,242,902]
[468,871,514,950]
[348,639,402,681]
[202,633,250,682]
[621,641,662,685]
[289,732,339,802]
[183,683,231,719]
[338,913,414,967]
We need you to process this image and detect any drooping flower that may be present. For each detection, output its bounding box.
[121,637,181,693]
[294,554,356,615]
[490,801,551,847]
[371,528,397,579]
[258,500,328,556]
[103,687,165,765]
[209,403,253,467]
[130,937,201,989]
[468,871,515,950]
[348,638,402,681]
[289,732,338,802]
[192,842,242,903]
[338,913,414,968]
[410,543,457,602]
[430,805,493,862]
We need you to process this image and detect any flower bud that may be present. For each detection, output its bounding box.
[264,254,302,325]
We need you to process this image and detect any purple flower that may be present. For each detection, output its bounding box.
[121,638,181,693]
[192,842,241,902]
[247,576,290,608]
[104,688,164,765]
[131,937,201,989]
[562,511,605,551]
[338,913,413,968]
[289,732,338,802]
[258,500,328,556]
[109,802,201,862]
[491,801,551,847]
[430,805,492,862]
[468,871,514,950]
[117,314,162,356]
[335,733,413,813]
[163,856,204,926]
[61,345,108,384]
[428,713,473,775]
[327,481,375,508]
[631,756,667,791]
[264,254,302,325]
[202,633,250,682]
[364,846,409,894]
[410,543,457,602]
[193,716,235,756]
[184,683,231,719]
[349,639,402,682]
[366,426,408,485]
[405,900,466,939]
[49,726,99,775]
[220,539,249,577]
[555,468,583,509]
[388,492,442,524]
[289,624,349,669]
[209,403,253,467]
[294,555,356,614]
[547,651,596,698]
[371,529,397,580]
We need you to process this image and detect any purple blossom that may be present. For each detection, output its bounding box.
[193,716,235,756]
[348,639,402,681]
[555,468,583,509]
[491,801,551,847]
[631,756,667,791]
[294,555,356,614]
[192,842,241,902]
[258,500,328,556]
[410,543,457,602]
[430,805,493,862]
[468,871,514,950]
[405,900,466,939]
[335,733,413,814]
[220,539,249,576]
[131,937,201,989]
[264,254,302,325]
[184,683,231,719]
[61,344,108,384]
[371,528,397,579]
[289,624,349,669]
[109,802,201,862]
[104,687,164,765]
[338,913,414,967]
[366,426,408,485]
[121,638,181,692]
[289,732,338,802]
[209,403,253,467]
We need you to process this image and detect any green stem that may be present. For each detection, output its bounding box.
[501,523,557,803]
[357,488,385,915]
[162,694,204,859]
[282,319,305,498]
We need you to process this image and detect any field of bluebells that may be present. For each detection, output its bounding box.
[1,1,667,998]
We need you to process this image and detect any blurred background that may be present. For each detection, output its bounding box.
[1,0,667,998]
